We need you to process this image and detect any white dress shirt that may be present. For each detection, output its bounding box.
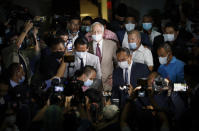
[122,61,133,85]
[131,44,153,67]
[93,39,103,56]
[69,31,79,45]
[149,30,161,44]
[122,32,129,48]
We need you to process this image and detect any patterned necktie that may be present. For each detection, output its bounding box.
[96,43,102,63]
[125,68,128,85]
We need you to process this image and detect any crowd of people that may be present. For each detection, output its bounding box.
[0,2,199,131]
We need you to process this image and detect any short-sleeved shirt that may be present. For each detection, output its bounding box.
[131,44,153,67]
[158,57,185,83]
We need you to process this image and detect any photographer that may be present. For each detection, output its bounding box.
[36,38,71,88]
[1,20,40,85]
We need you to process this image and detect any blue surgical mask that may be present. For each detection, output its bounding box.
[19,76,25,83]
[159,55,168,65]
[125,23,135,31]
[129,42,137,50]
[143,23,152,31]
[81,26,86,32]
[85,26,91,32]
[163,34,175,42]
[76,51,87,58]
[84,79,93,87]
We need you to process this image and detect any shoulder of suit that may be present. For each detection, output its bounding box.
[103,39,117,47]
[133,62,148,68]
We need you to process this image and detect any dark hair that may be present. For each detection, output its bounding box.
[157,42,172,53]
[70,16,80,22]
[8,63,21,78]
[116,47,131,56]
[74,36,89,48]
[93,17,107,26]
[165,22,179,31]
[50,38,65,48]
[125,14,137,22]
[83,65,96,77]
[82,16,93,23]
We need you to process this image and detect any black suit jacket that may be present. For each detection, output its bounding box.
[112,62,150,106]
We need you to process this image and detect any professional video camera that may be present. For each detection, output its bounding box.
[152,75,169,92]
[48,77,85,106]
[136,78,148,97]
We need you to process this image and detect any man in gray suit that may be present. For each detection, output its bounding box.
[88,22,117,91]
[64,37,101,81]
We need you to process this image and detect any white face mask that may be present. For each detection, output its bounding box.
[118,61,129,69]
[159,56,168,65]
[76,51,87,58]
[163,34,175,42]
[125,23,135,32]
[129,42,137,50]
[92,34,103,42]
[84,79,93,87]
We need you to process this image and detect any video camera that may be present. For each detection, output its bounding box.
[49,77,85,106]
[136,78,148,97]
[152,75,169,92]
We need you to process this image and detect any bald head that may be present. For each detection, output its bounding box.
[127,30,141,40]
[127,30,141,49]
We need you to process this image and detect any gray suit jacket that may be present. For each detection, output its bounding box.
[88,39,117,91]
[64,52,101,79]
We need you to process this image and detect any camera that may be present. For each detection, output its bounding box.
[152,75,169,92]
[49,77,67,105]
[136,78,148,97]
[64,55,75,63]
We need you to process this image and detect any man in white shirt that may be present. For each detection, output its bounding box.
[127,30,154,71]
[89,22,117,91]
[67,16,82,45]
[142,15,161,44]
[64,37,101,80]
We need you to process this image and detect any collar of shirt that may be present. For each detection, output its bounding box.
[10,80,19,88]
[170,56,177,64]
[68,31,79,44]
[75,53,87,66]
[137,44,145,52]
[93,39,103,55]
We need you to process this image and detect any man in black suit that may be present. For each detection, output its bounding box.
[112,47,150,107]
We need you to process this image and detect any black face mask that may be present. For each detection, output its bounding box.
[118,20,124,25]
[52,51,64,59]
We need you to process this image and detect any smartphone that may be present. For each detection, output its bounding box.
[67,40,73,52]
[54,86,64,92]
[173,83,188,92]
[64,55,75,63]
